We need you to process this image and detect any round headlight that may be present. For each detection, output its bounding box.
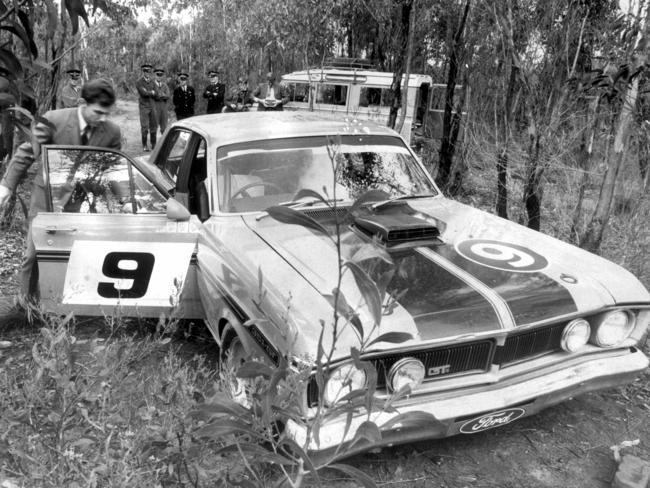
[592,310,634,347]
[387,358,425,393]
[561,319,591,352]
[323,364,367,406]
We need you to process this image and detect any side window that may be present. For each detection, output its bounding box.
[157,129,192,183]
[315,84,348,106]
[359,87,394,108]
[178,137,210,220]
[45,147,167,214]
[285,82,310,102]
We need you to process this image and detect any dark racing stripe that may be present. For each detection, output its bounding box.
[432,244,577,326]
[376,248,503,340]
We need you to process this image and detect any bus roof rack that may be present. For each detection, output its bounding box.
[320,57,375,70]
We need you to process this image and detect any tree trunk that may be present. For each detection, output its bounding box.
[395,0,417,134]
[496,148,509,219]
[437,0,470,188]
[580,44,646,251]
[388,0,412,129]
[522,94,543,230]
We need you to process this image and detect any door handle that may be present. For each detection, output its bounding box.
[45,226,77,234]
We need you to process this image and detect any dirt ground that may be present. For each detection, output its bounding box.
[1,99,649,487]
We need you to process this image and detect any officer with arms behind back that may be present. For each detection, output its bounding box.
[153,67,170,135]
[135,63,158,151]
[0,79,122,307]
[57,66,83,109]
[173,71,196,120]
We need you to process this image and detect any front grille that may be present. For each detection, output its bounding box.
[306,340,493,407]
[494,322,565,366]
[372,340,493,389]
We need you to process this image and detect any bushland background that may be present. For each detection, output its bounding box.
[0,0,649,486]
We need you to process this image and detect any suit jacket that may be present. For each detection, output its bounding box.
[173,85,196,119]
[202,82,226,114]
[252,82,288,111]
[0,107,122,217]
[136,76,157,108]
[57,82,81,109]
[154,80,170,103]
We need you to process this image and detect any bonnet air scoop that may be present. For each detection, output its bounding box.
[352,201,443,245]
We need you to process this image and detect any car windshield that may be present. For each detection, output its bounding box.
[216,135,438,213]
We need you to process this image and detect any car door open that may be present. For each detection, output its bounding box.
[31,145,203,319]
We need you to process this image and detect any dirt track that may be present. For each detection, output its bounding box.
[1,99,648,487]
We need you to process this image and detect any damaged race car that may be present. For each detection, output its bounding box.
[32,112,650,459]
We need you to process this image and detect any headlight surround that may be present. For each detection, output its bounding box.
[591,310,634,347]
[323,364,367,406]
[387,357,425,393]
[560,319,591,352]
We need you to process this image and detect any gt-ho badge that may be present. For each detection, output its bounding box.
[456,239,548,273]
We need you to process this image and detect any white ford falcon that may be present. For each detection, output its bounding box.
[32,112,649,459]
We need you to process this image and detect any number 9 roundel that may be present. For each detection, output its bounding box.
[456,239,548,273]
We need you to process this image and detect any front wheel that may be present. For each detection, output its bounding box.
[220,329,253,406]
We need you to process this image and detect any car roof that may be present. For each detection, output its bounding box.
[171,112,402,147]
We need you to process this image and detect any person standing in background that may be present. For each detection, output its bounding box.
[202,69,226,114]
[173,72,196,120]
[153,67,170,135]
[135,63,158,152]
[57,67,83,109]
[252,72,288,111]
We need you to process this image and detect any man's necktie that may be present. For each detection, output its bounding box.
[81,126,92,146]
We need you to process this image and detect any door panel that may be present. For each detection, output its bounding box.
[33,213,203,318]
[33,146,203,319]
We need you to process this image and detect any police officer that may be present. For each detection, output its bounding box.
[173,72,196,120]
[57,67,82,109]
[135,63,158,151]
[202,69,226,114]
[152,67,170,134]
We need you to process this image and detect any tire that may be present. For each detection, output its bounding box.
[220,329,253,406]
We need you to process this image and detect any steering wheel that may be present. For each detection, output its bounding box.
[230,181,282,200]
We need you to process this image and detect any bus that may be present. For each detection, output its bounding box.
[281,60,463,146]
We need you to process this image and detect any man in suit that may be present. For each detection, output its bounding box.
[135,63,158,151]
[202,69,226,114]
[173,72,196,119]
[152,67,170,135]
[252,72,288,111]
[57,67,82,109]
[0,78,122,304]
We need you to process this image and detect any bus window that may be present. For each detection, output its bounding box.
[286,82,310,102]
[416,83,429,125]
[359,87,394,108]
[315,84,348,105]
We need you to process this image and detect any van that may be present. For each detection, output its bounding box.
[281,59,462,146]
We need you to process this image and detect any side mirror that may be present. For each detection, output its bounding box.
[166,198,191,221]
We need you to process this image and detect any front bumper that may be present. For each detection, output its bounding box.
[286,348,649,460]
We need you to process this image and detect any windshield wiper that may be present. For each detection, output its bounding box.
[371,193,436,210]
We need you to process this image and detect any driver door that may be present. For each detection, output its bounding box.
[31,145,203,319]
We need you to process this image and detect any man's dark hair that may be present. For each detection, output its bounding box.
[81,79,116,107]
